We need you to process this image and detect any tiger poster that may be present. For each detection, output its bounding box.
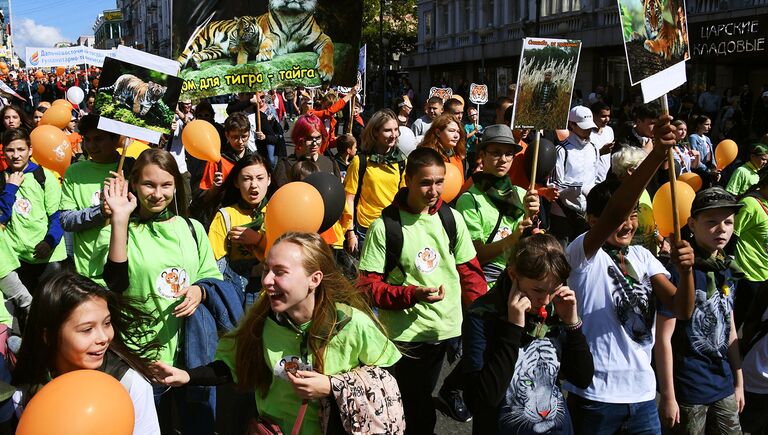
[94,55,182,144]
[511,38,581,131]
[617,0,690,85]
[172,0,363,99]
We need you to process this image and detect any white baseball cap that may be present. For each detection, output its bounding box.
[568,106,598,131]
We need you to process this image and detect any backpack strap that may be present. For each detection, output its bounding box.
[381,204,403,280]
[219,208,232,250]
[485,212,504,245]
[0,167,46,193]
[353,154,368,226]
[183,216,199,247]
[437,203,457,257]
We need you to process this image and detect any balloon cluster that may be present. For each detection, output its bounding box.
[265,173,345,251]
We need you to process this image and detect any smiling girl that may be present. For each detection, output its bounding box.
[154,232,400,434]
[419,113,468,175]
[12,273,162,434]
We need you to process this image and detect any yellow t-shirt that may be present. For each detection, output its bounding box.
[343,155,406,229]
[208,205,264,261]
[116,140,150,159]
[330,202,354,250]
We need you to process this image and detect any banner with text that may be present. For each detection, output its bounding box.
[690,16,767,59]
[173,0,363,99]
[25,46,118,68]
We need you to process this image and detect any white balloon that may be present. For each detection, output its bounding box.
[66,86,85,105]
[397,126,417,157]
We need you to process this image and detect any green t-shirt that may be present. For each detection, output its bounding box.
[94,217,222,364]
[726,162,760,196]
[734,195,768,281]
[455,184,525,284]
[60,160,118,279]
[6,167,66,264]
[215,304,400,435]
[0,227,19,278]
[359,207,477,342]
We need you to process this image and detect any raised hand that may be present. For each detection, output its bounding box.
[151,361,190,387]
[103,177,136,222]
[552,286,578,325]
[507,286,531,327]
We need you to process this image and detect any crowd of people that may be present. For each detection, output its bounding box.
[0,64,767,435]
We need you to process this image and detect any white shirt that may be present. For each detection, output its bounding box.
[169,122,188,173]
[591,126,615,183]
[410,116,432,144]
[744,307,768,394]
[562,233,670,403]
[552,132,599,217]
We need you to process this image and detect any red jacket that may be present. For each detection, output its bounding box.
[307,98,348,154]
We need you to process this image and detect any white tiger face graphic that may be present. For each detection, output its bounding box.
[608,265,655,345]
[501,340,565,434]
[269,0,317,13]
[688,289,730,358]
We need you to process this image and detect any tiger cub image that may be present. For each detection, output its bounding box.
[176,0,334,82]
[177,16,262,70]
[99,74,167,116]
[633,0,688,61]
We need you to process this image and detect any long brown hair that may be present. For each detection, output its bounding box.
[231,232,387,397]
[129,148,189,217]
[360,109,398,154]
[419,113,467,160]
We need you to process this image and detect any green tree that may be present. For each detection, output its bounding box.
[362,0,418,67]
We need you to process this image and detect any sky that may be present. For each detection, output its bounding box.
[10,0,116,56]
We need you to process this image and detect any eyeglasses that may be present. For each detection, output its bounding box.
[305,136,323,144]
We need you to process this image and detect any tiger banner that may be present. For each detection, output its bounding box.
[94,51,183,144]
[617,0,690,102]
[511,38,582,131]
[172,0,363,99]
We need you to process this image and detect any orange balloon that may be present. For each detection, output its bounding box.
[56,66,66,76]
[678,172,703,192]
[264,182,324,250]
[0,62,7,70]
[715,139,738,170]
[441,161,463,202]
[35,70,44,79]
[30,125,72,175]
[51,99,72,109]
[181,120,221,163]
[17,370,134,435]
[37,84,45,94]
[556,129,569,142]
[652,181,696,237]
[40,104,72,129]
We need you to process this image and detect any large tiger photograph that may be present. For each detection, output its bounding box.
[173,0,362,99]
[94,57,180,136]
[619,0,690,83]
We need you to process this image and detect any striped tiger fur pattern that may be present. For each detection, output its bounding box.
[98,74,167,116]
[177,16,261,70]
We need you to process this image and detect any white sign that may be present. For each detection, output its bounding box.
[25,46,118,68]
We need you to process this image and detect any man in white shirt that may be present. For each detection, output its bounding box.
[590,102,615,182]
[411,96,443,143]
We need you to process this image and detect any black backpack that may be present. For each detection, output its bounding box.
[379,202,457,280]
[0,166,46,193]
[353,154,406,226]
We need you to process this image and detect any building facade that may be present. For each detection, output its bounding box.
[117,0,171,58]
[401,0,768,108]
[93,9,123,50]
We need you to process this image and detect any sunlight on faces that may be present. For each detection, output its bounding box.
[481,143,516,177]
[508,268,564,311]
[236,163,270,206]
[82,130,119,164]
[438,121,461,150]
[595,109,610,128]
[262,241,322,321]
[226,130,250,154]
[425,102,443,121]
[134,164,175,216]
[3,108,20,130]
[54,297,114,374]
[569,122,592,141]
[33,110,45,126]
[3,139,31,172]
[635,117,656,138]
[589,210,639,248]
[675,123,687,141]
[750,152,768,170]
[406,164,446,211]
[298,128,323,158]
[688,208,735,253]
[375,119,400,150]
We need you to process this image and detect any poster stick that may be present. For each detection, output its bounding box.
[659,94,681,242]
[256,110,262,133]
[85,63,90,93]
[348,98,354,134]
[117,137,130,176]
[528,131,541,199]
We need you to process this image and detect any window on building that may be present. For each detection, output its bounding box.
[424,10,433,38]
[441,4,449,35]
[464,0,471,31]
[483,0,495,26]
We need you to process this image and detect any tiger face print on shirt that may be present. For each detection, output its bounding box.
[500,339,567,434]
[608,265,655,345]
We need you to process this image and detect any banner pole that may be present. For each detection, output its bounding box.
[528,130,541,210]
[660,94,681,242]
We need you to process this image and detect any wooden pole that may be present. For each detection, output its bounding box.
[348,97,354,135]
[256,109,262,133]
[117,136,130,176]
[528,131,541,217]
[660,95,681,242]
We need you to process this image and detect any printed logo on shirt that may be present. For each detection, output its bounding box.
[608,265,655,345]
[273,355,313,381]
[12,198,32,217]
[415,247,439,273]
[91,190,102,207]
[492,226,513,243]
[155,267,190,299]
[688,289,731,359]
[500,339,566,434]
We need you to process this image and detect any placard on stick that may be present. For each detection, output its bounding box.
[469,83,488,105]
[95,51,183,144]
[511,38,582,131]
[429,87,453,102]
[617,0,690,102]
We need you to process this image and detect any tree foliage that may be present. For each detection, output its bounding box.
[361,0,418,67]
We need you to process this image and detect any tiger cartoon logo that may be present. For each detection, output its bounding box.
[415,247,439,273]
[12,198,32,217]
[492,226,513,243]
[155,267,190,299]
[469,83,488,104]
[274,355,312,381]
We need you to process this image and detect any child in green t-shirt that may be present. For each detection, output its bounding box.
[357,147,487,433]
[726,143,768,196]
[60,114,132,280]
[456,124,540,286]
